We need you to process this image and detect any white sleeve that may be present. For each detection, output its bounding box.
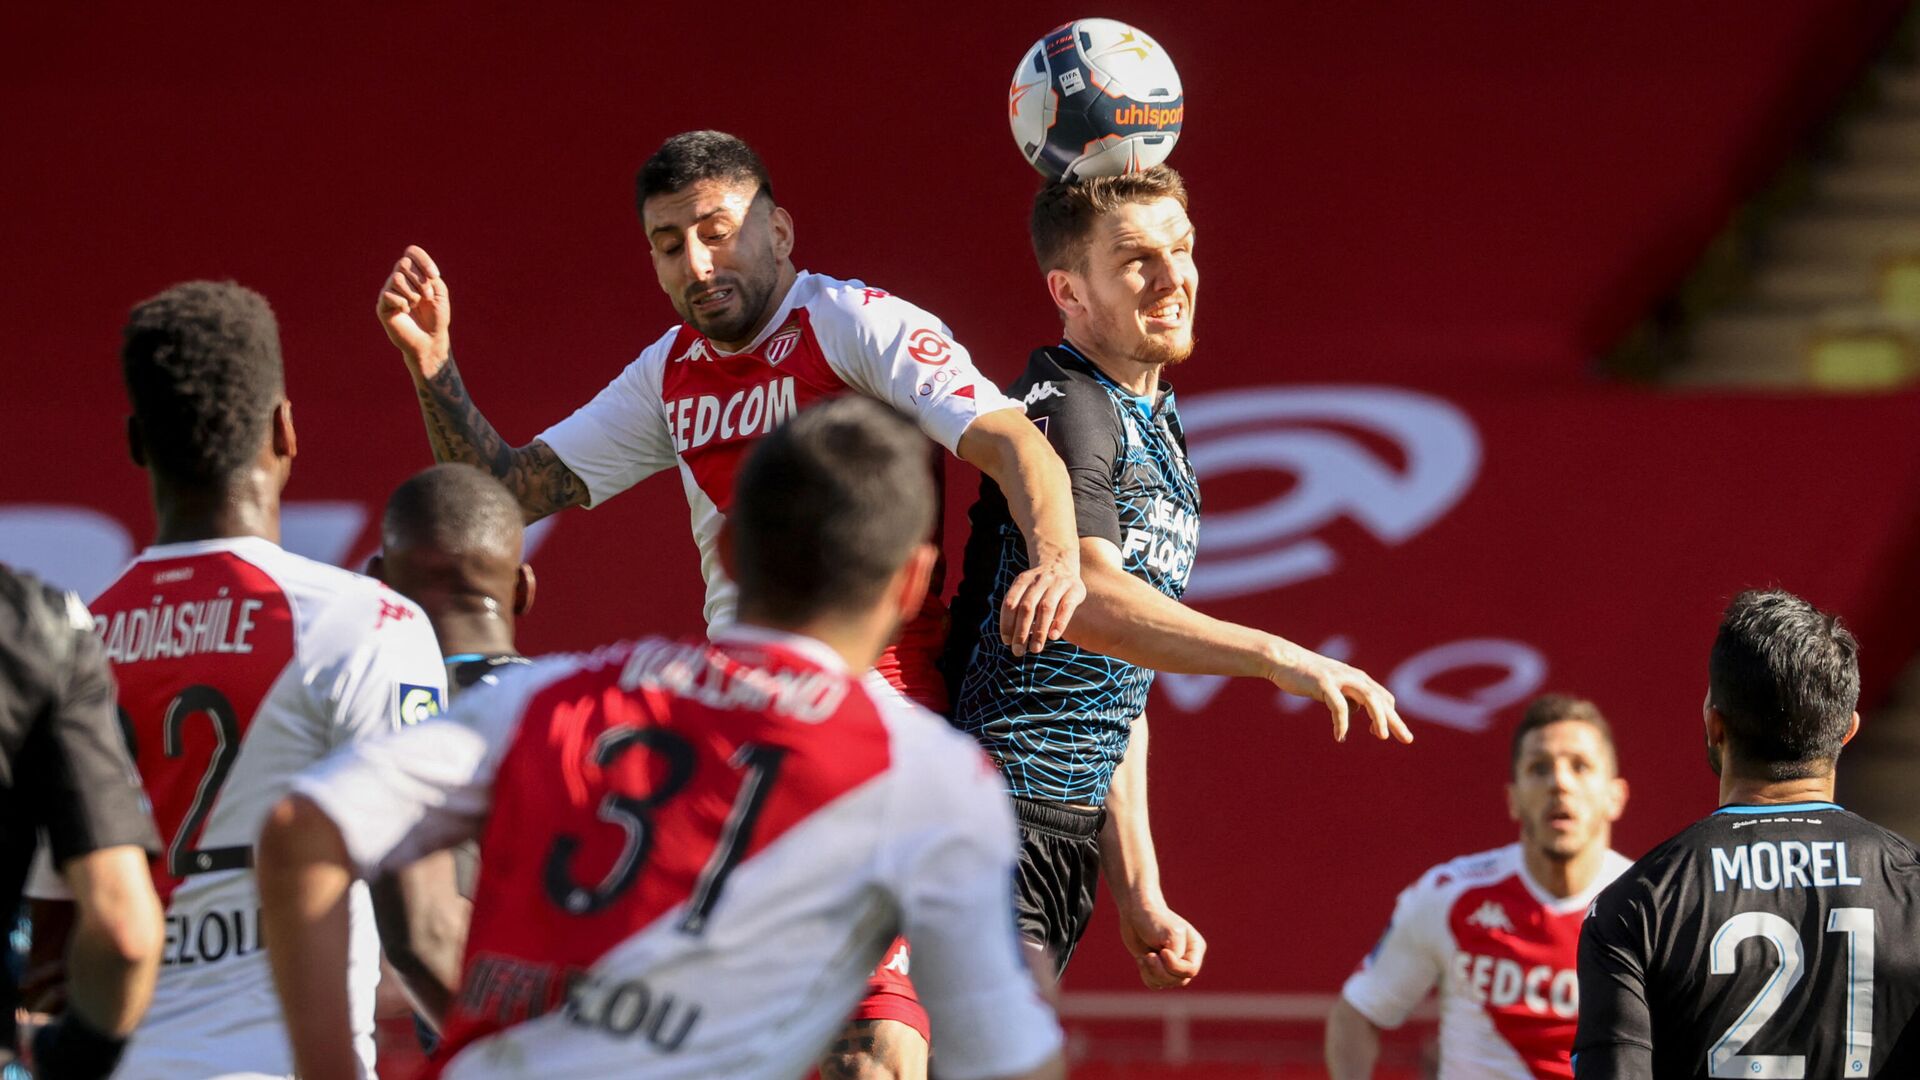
[1339,873,1445,1029]
[289,669,534,879]
[882,719,1062,1080]
[536,331,679,508]
[307,590,449,749]
[809,284,1021,455]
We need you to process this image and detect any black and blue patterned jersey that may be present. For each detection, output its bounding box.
[942,344,1200,805]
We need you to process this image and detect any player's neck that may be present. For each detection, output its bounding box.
[430,611,517,659]
[151,473,281,547]
[733,608,884,674]
[1522,838,1610,900]
[1718,771,1838,808]
[1062,331,1161,398]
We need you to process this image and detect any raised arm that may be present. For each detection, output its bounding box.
[369,850,470,1027]
[1069,536,1411,743]
[1100,713,1204,989]
[377,246,588,522]
[955,407,1086,656]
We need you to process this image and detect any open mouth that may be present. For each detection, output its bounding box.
[1143,296,1185,328]
[1547,809,1578,829]
[690,287,734,312]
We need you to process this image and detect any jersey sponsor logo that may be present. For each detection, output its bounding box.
[1451,951,1579,1018]
[397,683,443,725]
[1177,386,1479,602]
[95,592,266,664]
[162,906,264,967]
[1121,495,1199,578]
[905,327,952,366]
[1023,380,1066,405]
[1465,899,1514,932]
[1710,840,1863,893]
[564,971,702,1052]
[917,366,963,400]
[666,376,800,453]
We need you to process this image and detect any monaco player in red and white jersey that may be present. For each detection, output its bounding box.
[28,282,448,1078]
[1326,696,1633,1080]
[376,129,1087,1073]
[258,398,1065,1080]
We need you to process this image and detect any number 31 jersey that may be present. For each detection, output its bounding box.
[292,625,1062,1080]
[1575,802,1920,1078]
[60,536,446,1079]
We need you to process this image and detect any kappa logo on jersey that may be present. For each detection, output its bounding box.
[763,324,803,366]
[1466,900,1514,933]
[676,337,715,364]
[1023,381,1066,406]
[906,328,952,366]
[1177,386,1481,601]
[397,683,443,725]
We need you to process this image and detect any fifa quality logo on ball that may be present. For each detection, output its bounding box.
[1009,18,1185,181]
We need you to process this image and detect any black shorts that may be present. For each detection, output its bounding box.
[1010,798,1106,978]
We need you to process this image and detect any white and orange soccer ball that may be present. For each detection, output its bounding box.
[1008,18,1185,181]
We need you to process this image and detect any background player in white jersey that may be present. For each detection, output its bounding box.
[1575,590,1920,1077]
[29,282,449,1079]
[257,397,1066,1080]
[1327,695,1632,1080]
[376,130,1087,1075]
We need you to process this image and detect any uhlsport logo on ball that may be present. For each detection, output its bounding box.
[1009,18,1184,181]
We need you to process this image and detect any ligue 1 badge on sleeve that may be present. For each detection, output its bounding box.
[397,682,444,726]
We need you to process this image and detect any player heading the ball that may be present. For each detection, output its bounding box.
[943,166,1411,987]
[258,397,1067,1080]
[1574,590,1920,1077]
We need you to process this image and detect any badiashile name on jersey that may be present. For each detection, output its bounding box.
[94,591,265,664]
[1711,841,1863,893]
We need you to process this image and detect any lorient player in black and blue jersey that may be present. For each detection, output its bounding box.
[943,167,1412,985]
[1574,590,1920,1078]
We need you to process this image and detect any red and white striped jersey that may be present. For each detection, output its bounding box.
[33,536,447,1079]
[1341,843,1632,1080]
[293,625,1062,1080]
[537,272,1020,707]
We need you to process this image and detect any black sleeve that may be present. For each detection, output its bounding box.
[19,589,158,865]
[1025,378,1123,545]
[1573,884,1656,1079]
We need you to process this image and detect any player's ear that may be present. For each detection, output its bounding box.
[892,542,938,622]
[1505,780,1521,824]
[365,553,386,583]
[1607,777,1629,822]
[125,414,148,468]
[1840,711,1861,747]
[1046,268,1086,321]
[768,204,795,261]
[514,563,537,617]
[271,400,297,462]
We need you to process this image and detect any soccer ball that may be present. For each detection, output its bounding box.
[1008,19,1184,181]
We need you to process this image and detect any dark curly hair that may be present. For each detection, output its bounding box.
[636,130,775,212]
[121,280,285,485]
[1710,589,1861,779]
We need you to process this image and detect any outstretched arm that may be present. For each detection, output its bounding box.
[1100,714,1204,989]
[1068,537,1410,743]
[956,408,1086,657]
[1324,997,1386,1080]
[378,245,588,522]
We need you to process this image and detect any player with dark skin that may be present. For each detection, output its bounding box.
[363,463,535,1028]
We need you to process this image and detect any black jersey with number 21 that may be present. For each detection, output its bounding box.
[1575,801,1920,1078]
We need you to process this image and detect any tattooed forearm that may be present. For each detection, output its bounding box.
[415,354,589,523]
